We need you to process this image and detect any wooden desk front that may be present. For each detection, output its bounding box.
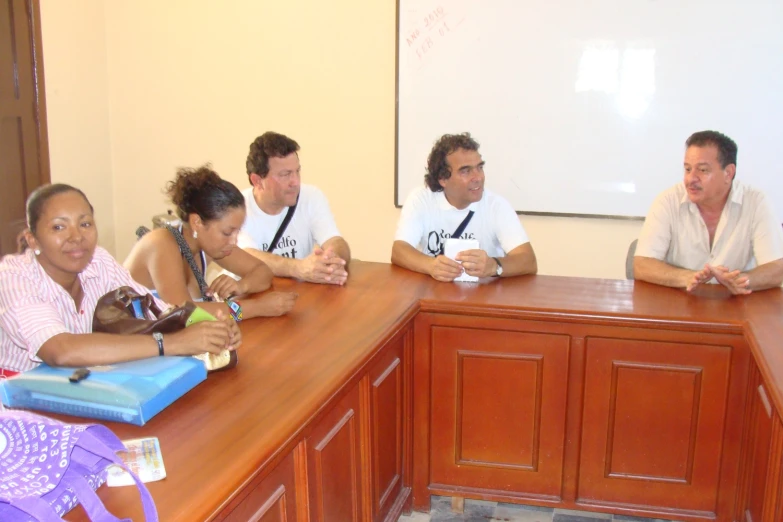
[63,262,783,522]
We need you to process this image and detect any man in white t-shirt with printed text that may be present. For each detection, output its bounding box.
[392,132,537,282]
[238,132,351,285]
[634,130,783,294]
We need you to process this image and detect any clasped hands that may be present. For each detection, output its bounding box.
[686,264,751,295]
[296,245,348,285]
[429,249,496,282]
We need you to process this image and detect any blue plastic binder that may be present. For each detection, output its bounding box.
[0,357,207,426]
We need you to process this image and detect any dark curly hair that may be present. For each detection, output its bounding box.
[166,164,244,222]
[424,133,480,192]
[18,184,94,253]
[686,130,738,169]
[246,132,300,182]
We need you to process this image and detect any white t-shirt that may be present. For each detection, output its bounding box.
[395,186,529,257]
[635,181,783,272]
[238,185,341,259]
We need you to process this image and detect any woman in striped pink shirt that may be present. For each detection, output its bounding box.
[0,184,239,376]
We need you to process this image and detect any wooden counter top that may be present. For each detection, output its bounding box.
[62,262,783,521]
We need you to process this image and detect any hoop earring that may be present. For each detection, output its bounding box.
[34,249,41,256]
[193,230,198,239]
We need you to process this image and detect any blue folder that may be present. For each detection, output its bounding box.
[0,357,207,426]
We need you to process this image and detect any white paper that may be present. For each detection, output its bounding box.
[444,238,480,282]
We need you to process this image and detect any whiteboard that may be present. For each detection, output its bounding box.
[396,0,783,219]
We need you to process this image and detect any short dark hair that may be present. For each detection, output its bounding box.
[166,164,244,222]
[424,133,480,192]
[686,130,738,169]
[18,184,93,253]
[246,132,300,181]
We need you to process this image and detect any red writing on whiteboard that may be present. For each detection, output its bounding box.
[415,36,435,59]
[407,6,446,48]
[423,6,445,29]
[406,28,420,47]
[415,21,450,60]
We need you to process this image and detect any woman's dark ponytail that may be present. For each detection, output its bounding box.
[166,164,244,222]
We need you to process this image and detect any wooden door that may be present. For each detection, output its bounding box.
[368,332,408,522]
[578,333,745,518]
[221,450,300,522]
[307,383,365,522]
[0,0,49,256]
[414,313,571,501]
[736,365,775,522]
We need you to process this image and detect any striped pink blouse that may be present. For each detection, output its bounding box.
[0,247,168,372]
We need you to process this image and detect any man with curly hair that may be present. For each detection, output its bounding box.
[238,131,351,285]
[392,133,537,282]
[634,130,783,294]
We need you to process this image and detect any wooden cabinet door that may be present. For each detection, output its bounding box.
[770,416,783,522]
[307,383,365,522]
[427,320,570,498]
[737,361,783,522]
[368,332,407,522]
[579,335,738,516]
[737,369,775,522]
[222,451,299,522]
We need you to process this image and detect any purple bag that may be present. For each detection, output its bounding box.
[0,411,158,521]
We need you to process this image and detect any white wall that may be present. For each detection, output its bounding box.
[40,0,643,280]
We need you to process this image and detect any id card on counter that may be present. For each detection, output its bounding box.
[444,238,480,282]
[107,437,167,486]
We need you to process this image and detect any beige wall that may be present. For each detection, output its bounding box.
[40,0,115,253]
[40,0,643,280]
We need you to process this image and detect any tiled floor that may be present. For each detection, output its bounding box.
[397,496,676,522]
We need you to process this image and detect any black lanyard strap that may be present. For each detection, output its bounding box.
[266,196,299,253]
[439,210,475,255]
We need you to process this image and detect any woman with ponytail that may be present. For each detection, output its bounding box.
[124,165,297,321]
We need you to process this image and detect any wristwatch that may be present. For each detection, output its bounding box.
[153,332,164,356]
[492,257,503,277]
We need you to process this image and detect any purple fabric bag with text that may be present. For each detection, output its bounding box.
[0,411,157,521]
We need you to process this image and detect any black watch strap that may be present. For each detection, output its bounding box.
[154,333,164,356]
[492,257,502,277]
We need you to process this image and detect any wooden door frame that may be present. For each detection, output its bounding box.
[26,0,50,184]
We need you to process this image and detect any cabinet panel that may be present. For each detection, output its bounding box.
[369,335,405,522]
[773,416,783,522]
[429,325,570,497]
[737,370,774,522]
[579,336,732,513]
[307,383,364,522]
[223,451,298,522]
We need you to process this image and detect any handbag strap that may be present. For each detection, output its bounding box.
[439,210,475,255]
[64,465,126,522]
[165,225,213,301]
[6,429,158,522]
[9,497,63,522]
[266,196,299,253]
